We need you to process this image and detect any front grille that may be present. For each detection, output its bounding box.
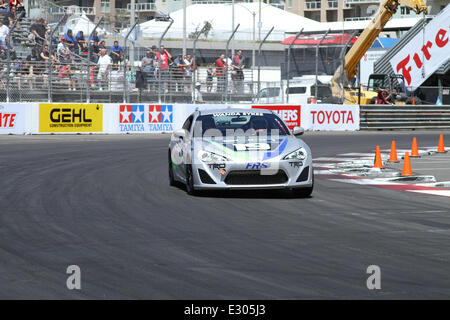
[296,166,309,182]
[198,169,216,184]
[224,170,288,185]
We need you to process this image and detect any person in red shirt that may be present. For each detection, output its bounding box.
[155,45,172,93]
[215,53,225,93]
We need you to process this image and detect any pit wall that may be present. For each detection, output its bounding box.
[0,103,360,134]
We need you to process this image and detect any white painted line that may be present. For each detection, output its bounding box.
[407,190,450,198]
[329,178,399,185]
[314,170,333,175]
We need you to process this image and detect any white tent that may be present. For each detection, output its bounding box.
[135,3,321,41]
[64,13,107,37]
[287,17,423,34]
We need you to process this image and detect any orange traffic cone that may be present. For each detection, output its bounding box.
[389,140,399,162]
[411,137,419,157]
[402,152,412,176]
[437,134,446,153]
[374,145,383,168]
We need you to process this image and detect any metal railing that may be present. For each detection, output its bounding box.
[305,1,321,10]
[344,0,380,3]
[360,105,450,130]
[0,60,256,104]
[126,2,157,12]
[328,1,338,9]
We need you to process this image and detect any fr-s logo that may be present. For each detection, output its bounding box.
[234,143,270,151]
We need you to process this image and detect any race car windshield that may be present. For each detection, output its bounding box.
[194,112,290,136]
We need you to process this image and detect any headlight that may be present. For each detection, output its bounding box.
[198,150,229,162]
[283,147,307,160]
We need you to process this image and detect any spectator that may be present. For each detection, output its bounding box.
[231,49,245,93]
[29,18,46,45]
[58,61,76,90]
[192,82,205,104]
[99,40,106,50]
[206,64,215,93]
[24,48,39,89]
[109,40,124,64]
[172,54,186,92]
[110,63,123,91]
[89,31,101,45]
[39,43,49,68]
[57,37,70,60]
[5,5,18,28]
[0,0,9,13]
[89,40,100,63]
[63,29,77,53]
[0,20,8,49]
[141,50,155,92]
[376,88,390,104]
[183,54,193,92]
[215,53,226,92]
[9,0,24,13]
[76,30,87,54]
[97,48,112,90]
[155,45,172,93]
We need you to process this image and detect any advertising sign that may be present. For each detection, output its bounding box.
[390,4,450,89]
[0,103,26,134]
[118,104,174,133]
[39,103,103,133]
[303,104,359,131]
[252,105,301,129]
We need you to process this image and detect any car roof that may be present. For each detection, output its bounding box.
[199,108,273,115]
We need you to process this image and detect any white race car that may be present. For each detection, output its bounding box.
[168,108,313,197]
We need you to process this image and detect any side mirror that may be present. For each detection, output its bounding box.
[173,128,186,140]
[292,126,304,137]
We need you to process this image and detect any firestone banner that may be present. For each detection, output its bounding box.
[390,4,450,89]
[0,103,27,134]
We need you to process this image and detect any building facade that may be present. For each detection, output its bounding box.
[56,0,448,24]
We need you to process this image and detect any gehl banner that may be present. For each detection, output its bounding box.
[39,103,103,133]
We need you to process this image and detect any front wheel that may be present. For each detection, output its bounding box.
[185,164,198,196]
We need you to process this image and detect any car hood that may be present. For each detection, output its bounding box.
[194,135,309,162]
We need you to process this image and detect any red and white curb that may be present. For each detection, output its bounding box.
[313,148,450,199]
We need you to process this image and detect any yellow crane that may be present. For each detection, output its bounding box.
[331,0,429,104]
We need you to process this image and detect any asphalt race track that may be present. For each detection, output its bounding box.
[1,131,450,299]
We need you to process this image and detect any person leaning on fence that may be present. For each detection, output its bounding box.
[206,65,215,93]
[172,54,185,92]
[141,50,155,92]
[231,49,245,94]
[97,48,112,91]
[215,53,226,93]
[376,88,391,104]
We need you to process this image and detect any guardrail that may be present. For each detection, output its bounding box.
[360,105,450,130]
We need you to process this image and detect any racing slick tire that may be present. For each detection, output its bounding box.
[168,150,176,187]
[292,174,314,198]
[185,164,198,196]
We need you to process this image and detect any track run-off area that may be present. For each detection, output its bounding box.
[1,131,450,299]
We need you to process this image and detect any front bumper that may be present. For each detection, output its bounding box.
[192,158,313,190]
